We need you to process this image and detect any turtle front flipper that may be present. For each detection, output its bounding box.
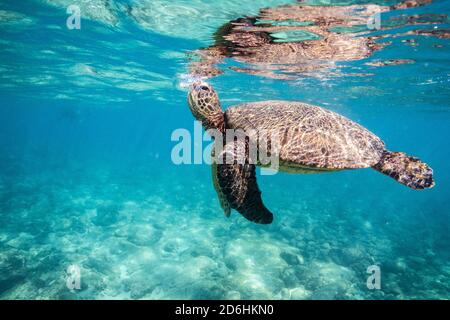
[215,140,274,224]
[212,147,231,217]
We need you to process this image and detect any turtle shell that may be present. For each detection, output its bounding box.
[224,101,385,169]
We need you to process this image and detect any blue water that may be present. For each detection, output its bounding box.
[0,0,449,299]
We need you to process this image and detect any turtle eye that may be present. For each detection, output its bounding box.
[200,86,209,91]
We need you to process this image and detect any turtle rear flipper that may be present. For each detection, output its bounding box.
[214,140,273,224]
[373,151,435,189]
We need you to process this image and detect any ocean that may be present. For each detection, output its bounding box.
[0,0,449,299]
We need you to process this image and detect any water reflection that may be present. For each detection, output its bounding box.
[189,0,446,80]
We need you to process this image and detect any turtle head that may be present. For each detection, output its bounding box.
[188,81,225,132]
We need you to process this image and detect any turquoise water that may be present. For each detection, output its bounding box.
[0,0,449,299]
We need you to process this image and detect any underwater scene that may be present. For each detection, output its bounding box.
[0,0,449,300]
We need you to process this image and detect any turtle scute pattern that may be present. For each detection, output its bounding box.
[224,101,386,169]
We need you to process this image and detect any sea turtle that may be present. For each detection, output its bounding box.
[187,81,435,224]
